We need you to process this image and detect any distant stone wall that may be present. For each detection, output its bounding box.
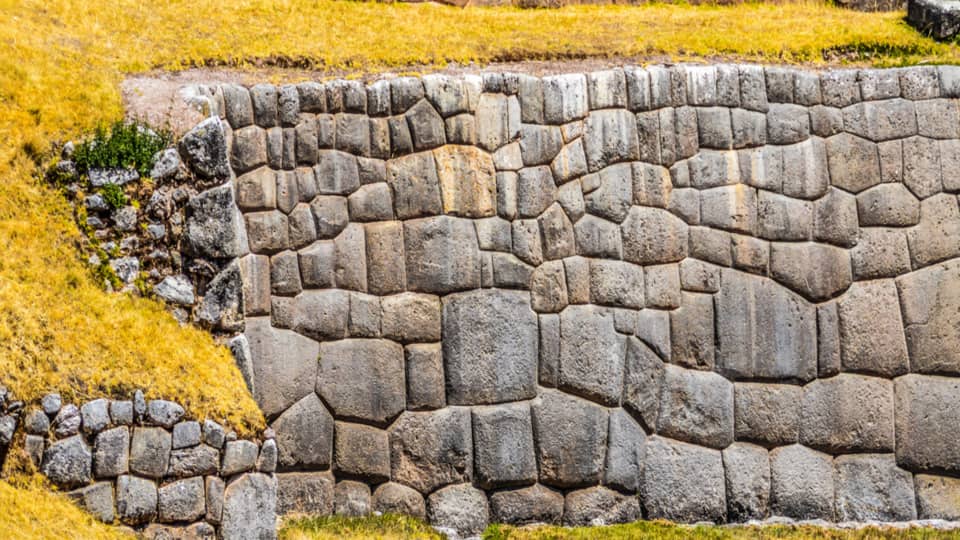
[174,64,960,534]
[15,391,276,540]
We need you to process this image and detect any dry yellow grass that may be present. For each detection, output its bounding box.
[0,477,131,540]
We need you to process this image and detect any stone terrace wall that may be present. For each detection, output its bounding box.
[174,64,960,534]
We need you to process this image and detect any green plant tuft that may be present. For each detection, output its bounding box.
[99,183,128,210]
[73,120,170,178]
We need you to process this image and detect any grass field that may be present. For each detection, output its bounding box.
[1,0,959,534]
[279,515,960,540]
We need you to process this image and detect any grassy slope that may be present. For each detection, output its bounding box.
[0,478,130,540]
[0,0,959,535]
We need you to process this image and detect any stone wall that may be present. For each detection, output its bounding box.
[16,391,276,540]
[175,64,960,533]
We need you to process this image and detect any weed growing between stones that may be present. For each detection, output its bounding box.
[71,121,170,177]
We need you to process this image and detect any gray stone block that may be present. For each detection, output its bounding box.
[897,259,960,374]
[826,133,881,193]
[316,339,404,425]
[443,289,538,405]
[348,292,381,338]
[734,383,800,447]
[810,105,844,137]
[167,444,219,478]
[715,269,817,381]
[814,188,859,248]
[489,484,563,526]
[903,136,943,199]
[670,292,715,370]
[68,482,115,523]
[335,422,390,482]
[843,99,918,142]
[821,70,861,108]
[563,486,641,527]
[158,476,205,523]
[472,403,537,489]
[245,317,318,417]
[538,204,576,261]
[623,336,664,431]
[917,99,960,139]
[574,215,622,259]
[362,219,404,291]
[731,108,766,148]
[334,480,371,517]
[531,261,568,313]
[730,234,769,275]
[906,194,960,268]
[532,390,608,488]
[271,393,333,469]
[222,440,258,476]
[389,408,473,493]
[245,210,290,254]
[739,65,769,112]
[621,206,688,265]
[642,436,726,523]
[230,125,267,174]
[800,374,894,454]
[604,408,646,493]
[834,454,917,522]
[116,474,158,525]
[895,374,960,474]
[276,472,334,516]
[857,183,920,227]
[519,124,563,166]
[589,260,644,309]
[516,165,557,219]
[427,483,489,536]
[558,305,625,406]
[372,483,426,519]
[381,292,440,343]
[223,84,254,127]
[697,107,732,149]
[404,216,481,294]
[94,426,130,478]
[851,228,911,279]
[657,365,734,449]
[757,191,812,241]
[769,444,834,520]
[42,435,92,489]
[769,242,852,302]
[80,398,110,435]
[220,473,276,540]
[477,94,520,150]
[689,148,739,188]
[767,104,809,144]
[723,442,770,522]
[837,280,909,377]
[700,184,757,234]
[387,152,442,219]
[915,474,960,520]
[587,69,627,109]
[435,145,497,218]
[543,74,589,124]
[130,427,171,479]
[184,185,248,259]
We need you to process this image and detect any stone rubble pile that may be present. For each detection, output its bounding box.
[20,391,275,540]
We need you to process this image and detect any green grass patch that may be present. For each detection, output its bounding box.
[72,121,169,177]
[280,514,446,540]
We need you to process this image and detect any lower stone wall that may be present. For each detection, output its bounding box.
[14,391,276,540]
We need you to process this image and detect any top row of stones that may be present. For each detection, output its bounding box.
[220,65,960,130]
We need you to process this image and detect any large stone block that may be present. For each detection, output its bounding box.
[837,280,909,377]
[532,390,608,488]
[895,374,960,474]
[427,483,489,537]
[220,473,277,540]
[583,109,640,171]
[767,103,810,144]
[897,259,960,374]
[814,188,859,248]
[799,374,894,454]
[271,393,333,469]
[657,365,734,449]
[604,408,646,493]
[851,228,912,279]
[843,99,918,142]
[516,165,557,219]
[769,242,852,302]
[622,336,664,432]
[276,472,334,516]
[621,206,688,265]
[834,454,917,522]
[405,343,445,410]
[380,292,440,343]
[757,191,812,241]
[723,443,770,522]
[129,427,170,480]
[642,437,726,523]
[334,480,371,517]
[670,292,715,370]
[826,133,881,193]
[538,203,576,261]
[489,484,563,526]
[434,145,497,218]
[42,435,92,489]
[563,486,641,527]
[700,184,757,235]
[476,93,520,150]
[94,426,130,478]
[389,408,473,493]
[558,305,625,406]
[715,269,817,382]
[857,183,921,227]
[906,194,960,268]
[334,422,390,482]
[734,383,801,447]
[769,444,834,521]
[442,289,538,405]
[290,289,349,341]
[903,136,943,199]
[588,260,644,310]
[184,185,248,259]
[404,216,481,294]
[519,123,563,166]
[67,482,114,524]
[472,403,537,489]
[573,215,622,259]
[386,152,443,219]
[245,317,319,417]
[542,74,589,124]
[316,339,405,425]
[915,474,960,520]
[372,483,426,519]
[158,476,205,523]
[583,164,633,223]
[116,475,157,525]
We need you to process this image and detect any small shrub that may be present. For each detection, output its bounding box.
[72,121,170,177]
[100,183,128,209]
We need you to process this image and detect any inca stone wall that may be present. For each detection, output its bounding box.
[174,64,960,533]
